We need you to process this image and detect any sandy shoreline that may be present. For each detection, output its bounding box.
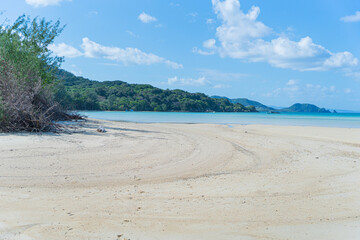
[1,119,360,240]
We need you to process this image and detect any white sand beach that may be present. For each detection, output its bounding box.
[0,120,360,240]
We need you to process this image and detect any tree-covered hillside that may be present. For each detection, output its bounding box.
[55,70,257,112]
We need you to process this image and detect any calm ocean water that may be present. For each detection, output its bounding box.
[78,111,360,128]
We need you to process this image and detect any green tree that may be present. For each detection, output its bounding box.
[0,15,67,132]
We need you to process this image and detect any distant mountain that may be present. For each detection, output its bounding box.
[211,96,331,113]
[231,98,274,112]
[280,103,331,113]
[212,96,273,112]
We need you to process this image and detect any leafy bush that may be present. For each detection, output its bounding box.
[0,15,72,132]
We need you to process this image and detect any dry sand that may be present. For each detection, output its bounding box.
[0,119,360,240]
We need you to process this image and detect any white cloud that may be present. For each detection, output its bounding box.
[197,0,358,72]
[81,38,182,68]
[213,0,270,40]
[168,76,208,86]
[286,79,297,86]
[25,0,70,7]
[324,52,358,68]
[340,11,360,23]
[49,43,83,58]
[164,60,183,69]
[193,39,217,55]
[203,39,216,49]
[49,38,182,69]
[138,12,157,23]
[344,88,352,94]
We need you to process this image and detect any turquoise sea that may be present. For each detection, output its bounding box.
[78,111,360,128]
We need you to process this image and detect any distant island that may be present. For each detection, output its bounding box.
[280,103,330,113]
[212,96,331,113]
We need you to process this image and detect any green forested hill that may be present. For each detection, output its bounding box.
[54,70,257,112]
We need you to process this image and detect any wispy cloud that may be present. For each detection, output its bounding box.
[167,69,246,88]
[192,47,215,56]
[187,12,198,23]
[265,79,337,100]
[127,31,139,38]
[189,12,198,17]
[50,38,183,69]
[206,18,215,24]
[213,84,230,89]
[89,11,99,16]
[195,0,358,72]
[168,76,208,86]
[170,2,180,7]
[138,12,157,23]
[25,0,70,7]
[340,11,360,23]
[198,69,248,81]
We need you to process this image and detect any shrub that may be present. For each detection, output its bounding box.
[0,15,73,132]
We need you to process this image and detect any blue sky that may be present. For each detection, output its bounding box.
[2,0,360,110]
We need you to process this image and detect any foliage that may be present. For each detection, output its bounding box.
[55,70,258,113]
[0,15,71,132]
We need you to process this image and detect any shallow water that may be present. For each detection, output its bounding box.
[78,111,360,128]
